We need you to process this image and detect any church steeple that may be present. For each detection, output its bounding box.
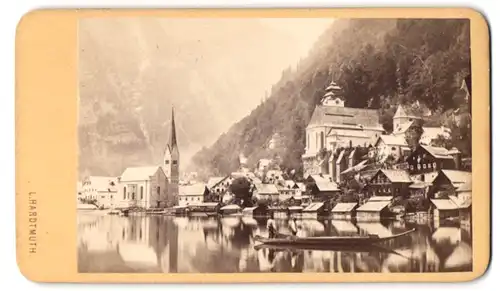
[163,106,180,202]
[169,107,178,151]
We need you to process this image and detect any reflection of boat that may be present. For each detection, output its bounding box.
[254,229,415,247]
[253,242,407,256]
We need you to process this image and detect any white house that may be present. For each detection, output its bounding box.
[81,176,118,208]
[117,166,170,209]
[178,183,209,206]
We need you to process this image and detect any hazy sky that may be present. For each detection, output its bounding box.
[79,18,334,170]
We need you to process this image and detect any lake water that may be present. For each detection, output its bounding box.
[77,211,472,273]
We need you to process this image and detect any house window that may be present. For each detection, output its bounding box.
[140,186,144,200]
[423,164,427,169]
[132,192,135,200]
[123,187,126,200]
[165,160,170,165]
[421,174,425,181]
[173,161,178,165]
[391,147,396,151]
[410,165,414,170]
[157,186,160,195]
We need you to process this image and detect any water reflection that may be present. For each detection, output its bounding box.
[78,211,472,273]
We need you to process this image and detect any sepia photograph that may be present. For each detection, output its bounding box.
[76,17,472,274]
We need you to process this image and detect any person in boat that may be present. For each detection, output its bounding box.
[266,213,277,239]
[288,217,298,237]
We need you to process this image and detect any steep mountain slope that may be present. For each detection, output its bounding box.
[189,19,471,181]
[78,18,331,179]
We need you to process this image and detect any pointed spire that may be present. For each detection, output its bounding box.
[169,106,178,149]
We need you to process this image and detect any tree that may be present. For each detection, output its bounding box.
[229,177,253,207]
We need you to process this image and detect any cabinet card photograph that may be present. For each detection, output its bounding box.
[16,8,490,283]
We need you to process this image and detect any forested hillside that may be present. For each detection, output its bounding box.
[189,19,471,180]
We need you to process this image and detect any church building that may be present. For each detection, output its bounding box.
[302,81,385,178]
[117,107,180,209]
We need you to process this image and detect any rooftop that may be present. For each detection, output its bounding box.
[331,202,358,213]
[308,105,382,129]
[380,169,412,183]
[179,183,208,196]
[120,166,161,182]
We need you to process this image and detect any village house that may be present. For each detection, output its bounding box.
[373,135,410,164]
[392,103,451,146]
[177,183,209,206]
[276,184,296,202]
[81,176,118,208]
[254,183,279,202]
[242,204,268,217]
[365,169,412,198]
[331,202,358,220]
[302,202,327,219]
[207,176,230,197]
[429,199,459,220]
[305,174,340,202]
[406,144,459,183]
[302,81,384,178]
[430,169,472,199]
[117,166,170,209]
[356,196,393,221]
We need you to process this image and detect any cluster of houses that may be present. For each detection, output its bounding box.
[78,108,180,210]
[78,77,472,223]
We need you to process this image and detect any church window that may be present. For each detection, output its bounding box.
[140,186,144,200]
[165,160,169,165]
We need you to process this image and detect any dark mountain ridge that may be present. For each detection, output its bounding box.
[189,19,471,181]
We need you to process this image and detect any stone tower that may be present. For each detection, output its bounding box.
[163,107,179,202]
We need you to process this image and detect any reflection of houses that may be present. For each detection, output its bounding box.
[302,82,384,178]
[81,176,118,207]
[178,183,209,206]
[365,169,412,198]
[406,145,458,183]
[331,202,358,219]
[118,166,170,209]
[356,196,392,221]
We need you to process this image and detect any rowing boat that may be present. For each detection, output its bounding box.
[254,228,415,247]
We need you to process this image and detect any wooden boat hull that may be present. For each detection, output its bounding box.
[254,228,415,247]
